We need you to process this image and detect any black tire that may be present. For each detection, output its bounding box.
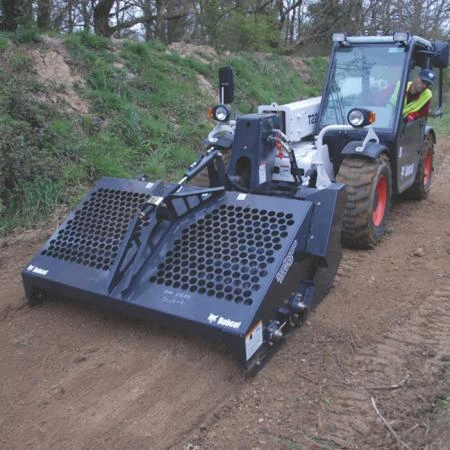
[404,133,434,200]
[337,154,392,249]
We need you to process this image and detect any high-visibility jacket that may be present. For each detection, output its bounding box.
[403,81,432,120]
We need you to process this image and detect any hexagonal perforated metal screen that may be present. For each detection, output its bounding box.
[41,188,151,271]
[149,204,297,306]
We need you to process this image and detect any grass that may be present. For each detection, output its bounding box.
[62,34,325,191]
[431,396,449,418]
[1,179,63,234]
[429,104,450,136]
[216,53,325,112]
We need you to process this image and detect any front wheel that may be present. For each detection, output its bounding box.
[337,154,392,249]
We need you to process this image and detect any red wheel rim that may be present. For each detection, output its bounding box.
[373,175,387,227]
[423,150,432,186]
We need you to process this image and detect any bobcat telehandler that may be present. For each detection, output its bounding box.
[206,32,449,248]
[22,33,448,374]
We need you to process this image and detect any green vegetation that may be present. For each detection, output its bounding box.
[0,44,69,232]
[429,67,450,134]
[0,32,325,235]
[429,104,450,135]
[219,53,325,112]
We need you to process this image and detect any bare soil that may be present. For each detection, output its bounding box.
[26,36,89,114]
[1,139,449,450]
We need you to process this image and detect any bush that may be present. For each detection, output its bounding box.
[8,28,42,44]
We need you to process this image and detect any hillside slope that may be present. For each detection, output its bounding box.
[0,32,326,235]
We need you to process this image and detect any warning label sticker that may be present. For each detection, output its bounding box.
[259,163,266,184]
[245,321,263,360]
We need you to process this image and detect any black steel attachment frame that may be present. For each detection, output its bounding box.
[22,134,345,375]
[108,149,227,293]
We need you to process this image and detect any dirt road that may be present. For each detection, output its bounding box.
[1,141,449,450]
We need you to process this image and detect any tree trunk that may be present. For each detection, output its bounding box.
[37,0,52,30]
[80,0,91,31]
[18,0,33,28]
[66,0,74,33]
[1,0,19,31]
[166,0,189,43]
[142,0,154,41]
[93,0,114,36]
[155,0,167,42]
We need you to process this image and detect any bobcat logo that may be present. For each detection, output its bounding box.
[207,313,218,323]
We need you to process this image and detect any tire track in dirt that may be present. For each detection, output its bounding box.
[178,269,450,450]
[0,296,243,450]
[313,140,450,449]
[310,282,450,449]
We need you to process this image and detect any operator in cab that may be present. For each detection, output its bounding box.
[403,68,436,122]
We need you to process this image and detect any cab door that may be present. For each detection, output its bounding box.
[396,116,424,193]
[396,45,429,194]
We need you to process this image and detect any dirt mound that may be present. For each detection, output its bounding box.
[169,42,220,64]
[25,36,89,113]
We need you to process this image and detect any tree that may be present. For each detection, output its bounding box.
[37,0,52,30]
[93,0,114,35]
[363,0,450,40]
[1,0,20,31]
[0,0,448,53]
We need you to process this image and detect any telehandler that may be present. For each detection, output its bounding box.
[206,32,449,248]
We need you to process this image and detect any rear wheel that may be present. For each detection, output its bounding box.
[404,133,434,200]
[337,154,392,249]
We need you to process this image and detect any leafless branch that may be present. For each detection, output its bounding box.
[371,396,411,449]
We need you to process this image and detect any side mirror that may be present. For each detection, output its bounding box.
[219,66,234,104]
[432,41,449,69]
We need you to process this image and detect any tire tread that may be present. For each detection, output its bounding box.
[337,154,391,249]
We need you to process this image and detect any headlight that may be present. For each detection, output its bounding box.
[393,32,409,43]
[347,108,376,128]
[332,32,347,43]
[348,109,365,127]
[210,105,231,122]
